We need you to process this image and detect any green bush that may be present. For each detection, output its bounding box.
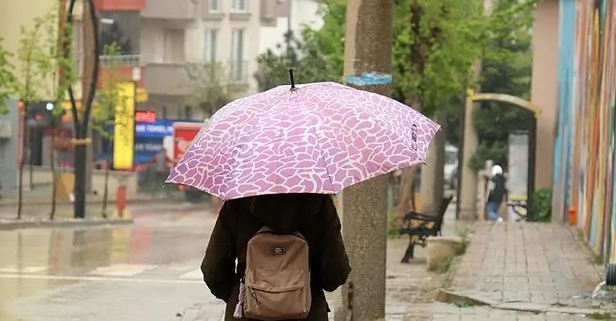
[531,188,552,222]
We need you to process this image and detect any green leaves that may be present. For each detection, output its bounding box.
[184,61,243,117]
[0,37,16,115]
[254,30,340,92]
[255,0,534,153]
[1,1,76,120]
[471,0,535,170]
[93,42,126,140]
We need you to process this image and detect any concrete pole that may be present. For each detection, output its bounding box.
[458,0,492,221]
[459,90,479,220]
[419,111,445,214]
[336,1,394,321]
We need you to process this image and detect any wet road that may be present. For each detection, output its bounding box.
[0,202,226,321]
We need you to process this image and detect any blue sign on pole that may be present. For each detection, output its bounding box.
[345,72,393,86]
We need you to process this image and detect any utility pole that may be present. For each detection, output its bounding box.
[336,1,394,321]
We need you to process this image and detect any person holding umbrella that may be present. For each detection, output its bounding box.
[203,193,349,320]
[167,72,440,320]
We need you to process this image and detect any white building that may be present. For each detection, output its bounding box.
[139,0,263,120]
[259,0,323,55]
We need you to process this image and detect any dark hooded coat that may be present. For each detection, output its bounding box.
[202,193,351,321]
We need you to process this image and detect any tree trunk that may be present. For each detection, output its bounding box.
[419,111,446,214]
[394,167,415,224]
[50,127,57,219]
[394,97,422,223]
[16,103,27,219]
[28,144,34,190]
[72,0,100,218]
[337,1,394,321]
[101,141,111,218]
[73,144,87,218]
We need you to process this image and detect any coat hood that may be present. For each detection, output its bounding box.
[237,193,329,233]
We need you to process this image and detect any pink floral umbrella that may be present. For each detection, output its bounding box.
[166,82,440,200]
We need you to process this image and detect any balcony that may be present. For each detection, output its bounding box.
[97,54,144,88]
[143,60,249,96]
[95,0,146,11]
[143,63,192,96]
[141,0,196,20]
[260,0,290,27]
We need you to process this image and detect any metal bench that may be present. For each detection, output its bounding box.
[398,195,453,263]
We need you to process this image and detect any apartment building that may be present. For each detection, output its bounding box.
[140,0,262,120]
[0,0,61,97]
[259,0,323,55]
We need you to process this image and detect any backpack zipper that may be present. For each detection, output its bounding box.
[247,286,261,305]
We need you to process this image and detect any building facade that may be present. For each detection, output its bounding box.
[140,0,261,121]
[259,0,323,54]
[550,0,616,262]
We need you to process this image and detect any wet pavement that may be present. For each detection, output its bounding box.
[0,202,225,321]
[0,201,609,321]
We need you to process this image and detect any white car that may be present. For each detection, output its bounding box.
[444,145,458,189]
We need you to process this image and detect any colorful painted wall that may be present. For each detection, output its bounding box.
[553,0,616,261]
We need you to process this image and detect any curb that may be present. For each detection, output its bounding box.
[0,197,183,208]
[0,218,134,231]
[436,289,601,316]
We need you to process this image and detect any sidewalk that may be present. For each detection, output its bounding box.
[188,210,607,320]
[380,220,607,320]
[446,222,606,314]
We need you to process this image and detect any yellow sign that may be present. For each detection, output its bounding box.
[136,88,148,103]
[113,82,135,170]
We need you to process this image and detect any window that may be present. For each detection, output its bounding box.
[231,29,244,81]
[179,106,193,120]
[203,29,218,62]
[231,0,246,11]
[163,29,185,63]
[230,29,245,81]
[230,29,244,62]
[184,106,193,120]
[209,0,219,12]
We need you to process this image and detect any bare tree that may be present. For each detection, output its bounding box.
[184,62,244,118]
[92,43,128,218]
[10,4,69,219]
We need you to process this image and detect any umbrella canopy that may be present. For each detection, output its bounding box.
[166,82,440,200]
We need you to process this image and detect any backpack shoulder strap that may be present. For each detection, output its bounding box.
[255,226,306,240]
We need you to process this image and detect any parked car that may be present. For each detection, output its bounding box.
[444,145,458,189]
[448,166,458,189]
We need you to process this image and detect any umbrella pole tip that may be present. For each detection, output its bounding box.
[289,68,295,89]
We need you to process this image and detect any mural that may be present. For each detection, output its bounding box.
[553,0,616,261]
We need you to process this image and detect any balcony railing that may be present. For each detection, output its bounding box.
[185,61,225,84]
[229,60,248,83]
[99,54,141,67]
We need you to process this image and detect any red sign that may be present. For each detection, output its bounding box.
[172,123,204,161]
[135,110,156,123]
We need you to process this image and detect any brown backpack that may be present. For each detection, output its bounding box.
[243,226,312,320]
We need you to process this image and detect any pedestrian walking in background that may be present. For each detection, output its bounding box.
[486,165,508,222]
